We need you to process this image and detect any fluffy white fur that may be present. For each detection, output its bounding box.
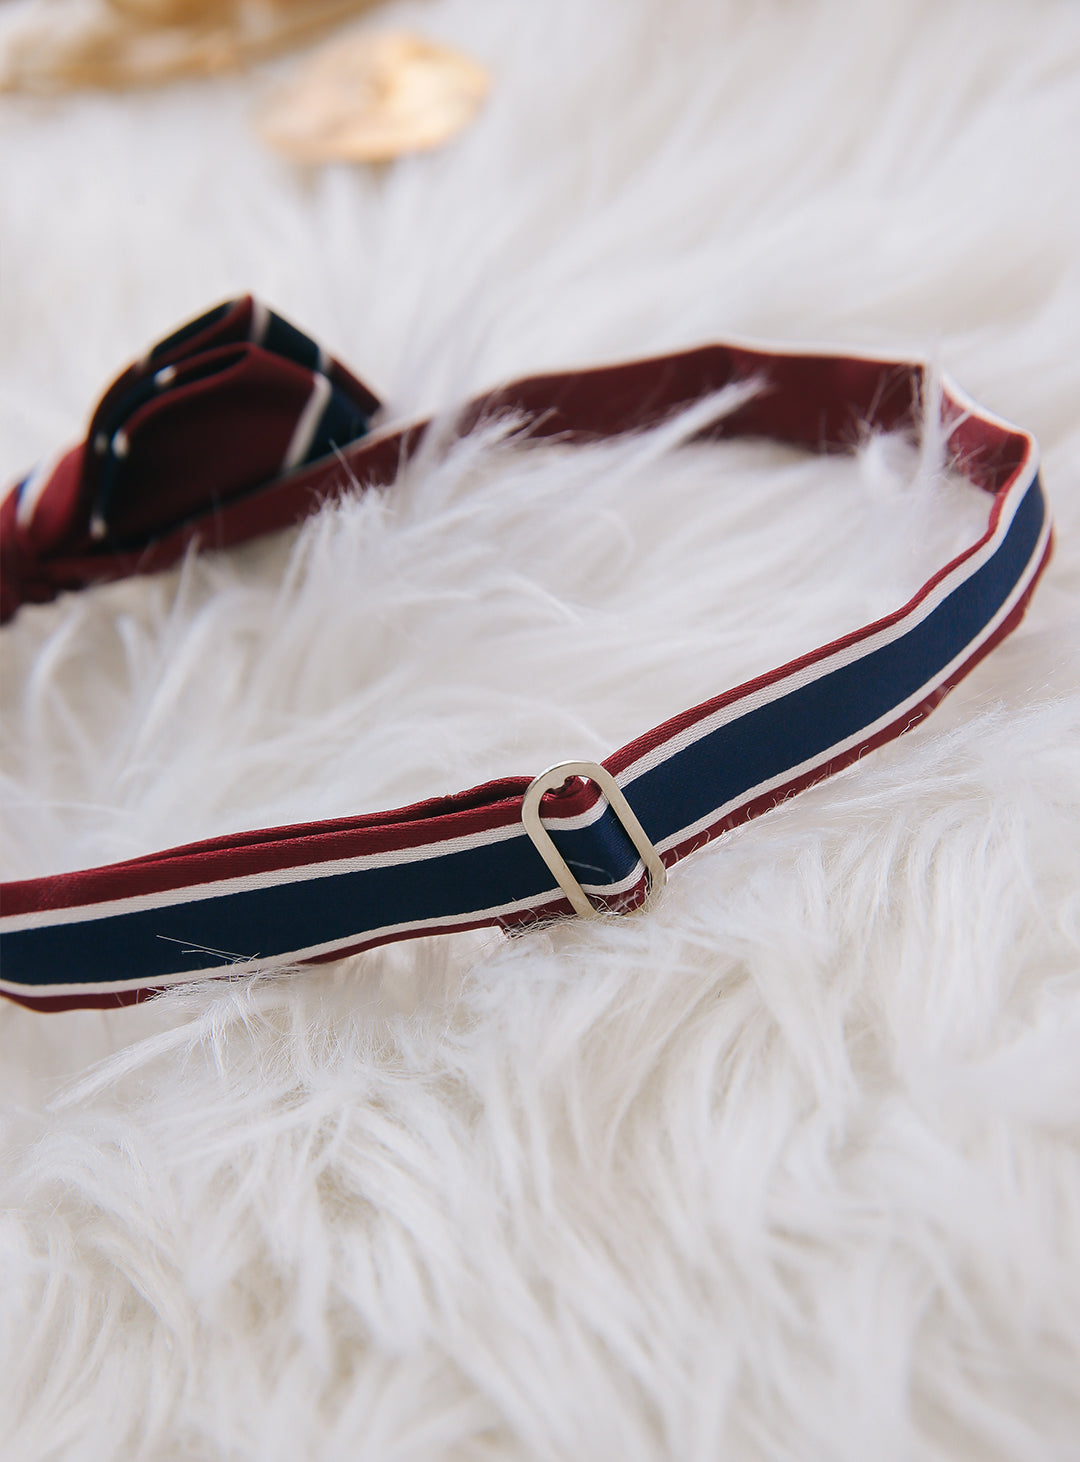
[2,0,1079,1456]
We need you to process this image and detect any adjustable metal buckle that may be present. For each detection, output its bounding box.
[521,760,667,917]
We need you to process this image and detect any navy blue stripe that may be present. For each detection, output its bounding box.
[264,312,320,373]
[629,476,1045,846]
[149,301,231,363]
[302,385,370,464]
[2,804,652,990]
[1,832,564,988]
[553,809,641,887]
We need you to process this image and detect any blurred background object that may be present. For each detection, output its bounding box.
[257,31,488,164]
[0,0,381,91]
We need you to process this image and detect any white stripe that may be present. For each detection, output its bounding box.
[654,510,1051,858]
[249,298,270,346]
[538,788,619,834]
[579,864,645,898]
[0,817,528,935]
[941,375,1038,441]
[281,373,332,472]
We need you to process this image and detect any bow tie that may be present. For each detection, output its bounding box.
[0,298,1051,1011]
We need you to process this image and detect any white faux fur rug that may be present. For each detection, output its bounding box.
[2,1,1079,1456]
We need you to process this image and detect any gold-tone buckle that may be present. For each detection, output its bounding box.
[521,760,667,917]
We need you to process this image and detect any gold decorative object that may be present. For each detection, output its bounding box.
[256,31,490,164]
[0,0,380,92]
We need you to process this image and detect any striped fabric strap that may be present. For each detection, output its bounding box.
[0,299,1052,1010]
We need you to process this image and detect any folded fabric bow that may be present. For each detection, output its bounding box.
[0,296,380,622]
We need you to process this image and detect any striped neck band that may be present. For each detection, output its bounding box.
[0,298,1052,1011]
